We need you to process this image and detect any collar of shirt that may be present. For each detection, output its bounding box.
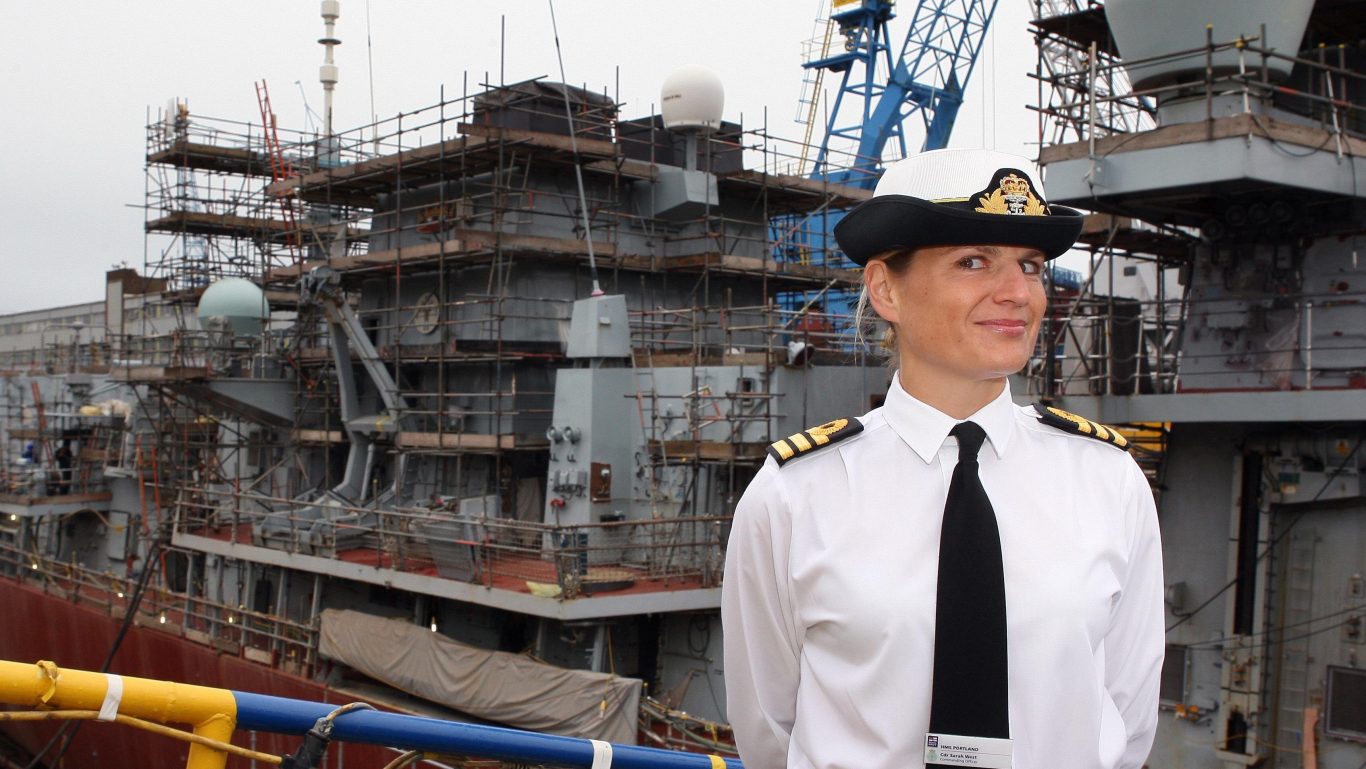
[880,374,1016,464]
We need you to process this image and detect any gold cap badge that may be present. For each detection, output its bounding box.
[973,168,1048,217]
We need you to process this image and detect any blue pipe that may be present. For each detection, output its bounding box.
[233,691,743,769]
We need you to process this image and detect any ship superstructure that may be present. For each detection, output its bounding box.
[6,2,1366,768]
[1027,1,1366,767]
[0,45,887,766]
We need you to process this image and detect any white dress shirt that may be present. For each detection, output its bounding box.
[722,377,1164,769]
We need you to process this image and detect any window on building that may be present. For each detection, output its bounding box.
[1326,665,1366,741]
[1160,644,1189,704]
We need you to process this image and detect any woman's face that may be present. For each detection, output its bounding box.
[867,244,1048,384]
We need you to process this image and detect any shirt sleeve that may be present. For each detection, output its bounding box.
[1106,459,1166,769]
[722,462,801,769]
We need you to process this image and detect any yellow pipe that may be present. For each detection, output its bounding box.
[0,659,238,769]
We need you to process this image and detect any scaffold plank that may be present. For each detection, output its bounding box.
[632,351,778,367]
[0,491,113,507]
[1076,214,1192,261]
[266,229,622,280]
[396,432,530,450]
[111,366,211,383]
[290,430,541,451]
[647,440,768,462]
[265,134,500,204]
[1039,113,1366,164]
[715,169,872,211]
[145,211,292,237]
[293,429,345,444]
[458,122,619,160]
[146,140,270,176]
[664,253,861,284]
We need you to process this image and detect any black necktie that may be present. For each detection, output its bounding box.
[928,421,1010,743]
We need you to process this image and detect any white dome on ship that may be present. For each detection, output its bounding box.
[198,277,267,337]
[660,66,725,133]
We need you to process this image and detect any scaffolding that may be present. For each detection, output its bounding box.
[1024,6,1366,401]
[126,77,884,620]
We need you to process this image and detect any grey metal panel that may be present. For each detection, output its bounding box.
[1046,136,1366,205]
[1056,391,1366,424]
[565,295,631,359]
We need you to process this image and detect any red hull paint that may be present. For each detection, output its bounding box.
[0,579,394,769]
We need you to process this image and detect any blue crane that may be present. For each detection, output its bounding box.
[801,0,1000,188]
[775,0,998,342]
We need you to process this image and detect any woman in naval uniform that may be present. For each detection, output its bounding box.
[721,148,1164,769]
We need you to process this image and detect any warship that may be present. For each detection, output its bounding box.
[2,1,1365,768]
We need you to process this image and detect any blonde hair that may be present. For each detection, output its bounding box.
[854,248,915,372]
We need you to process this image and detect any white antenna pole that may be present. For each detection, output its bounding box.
[547,0,604,297]
[320,0,341,139]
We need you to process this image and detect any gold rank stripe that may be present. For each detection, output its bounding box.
[766,417,865,466]
[1034,404,1130,450]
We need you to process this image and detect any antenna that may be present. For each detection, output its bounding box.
[319,0,341,138]
[546,0,603,297]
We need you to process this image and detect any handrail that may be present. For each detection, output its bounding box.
[0,658,742,769]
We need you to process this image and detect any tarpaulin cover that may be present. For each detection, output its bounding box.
[318,608,642,744]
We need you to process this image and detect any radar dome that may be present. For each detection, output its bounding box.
[661,66,725,133]
[198,277,268,337]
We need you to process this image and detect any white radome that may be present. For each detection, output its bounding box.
[198,277,268,337]
[660,66,725,133]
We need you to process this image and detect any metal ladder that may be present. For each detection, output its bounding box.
[253,80,301,262]
[1273,527,1317,767]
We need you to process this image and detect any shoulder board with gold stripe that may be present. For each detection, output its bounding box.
[767,417,864,467]
[1032,403,1129,450]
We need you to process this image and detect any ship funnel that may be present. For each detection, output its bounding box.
[1104,0,1314,124]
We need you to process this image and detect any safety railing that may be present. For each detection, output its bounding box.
[1021,287,1366,397]
[112,328,290,378]
[630,304,860,360]
[0,659,743,769]
[1037,31,1366,151]
[172,487,730,597]
[0,540,318,675]
[0,341,113,375]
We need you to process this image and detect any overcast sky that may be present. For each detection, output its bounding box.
[0,0,1039,314]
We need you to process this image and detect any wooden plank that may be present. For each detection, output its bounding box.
[293,429,345,444]
[112,366,211,383]
[263,290,299,306]
[664,252,861,283]
[266,229,625,280]
[0,491,113,507]
[146,141,268,176]
[721,352,774,366]
[266,134,496,198]
[458,122,619,159]
[632,350,777,367]
[272,123,657,204]
[396,432,518,450]
[716,169,873,206]
[1039,113,1366,164]
[1074,214,1192,259]
[647,440,767,462]
[584,157,657,181]
[146,211,292,237]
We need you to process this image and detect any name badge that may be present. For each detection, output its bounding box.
[924,733,1013,768]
